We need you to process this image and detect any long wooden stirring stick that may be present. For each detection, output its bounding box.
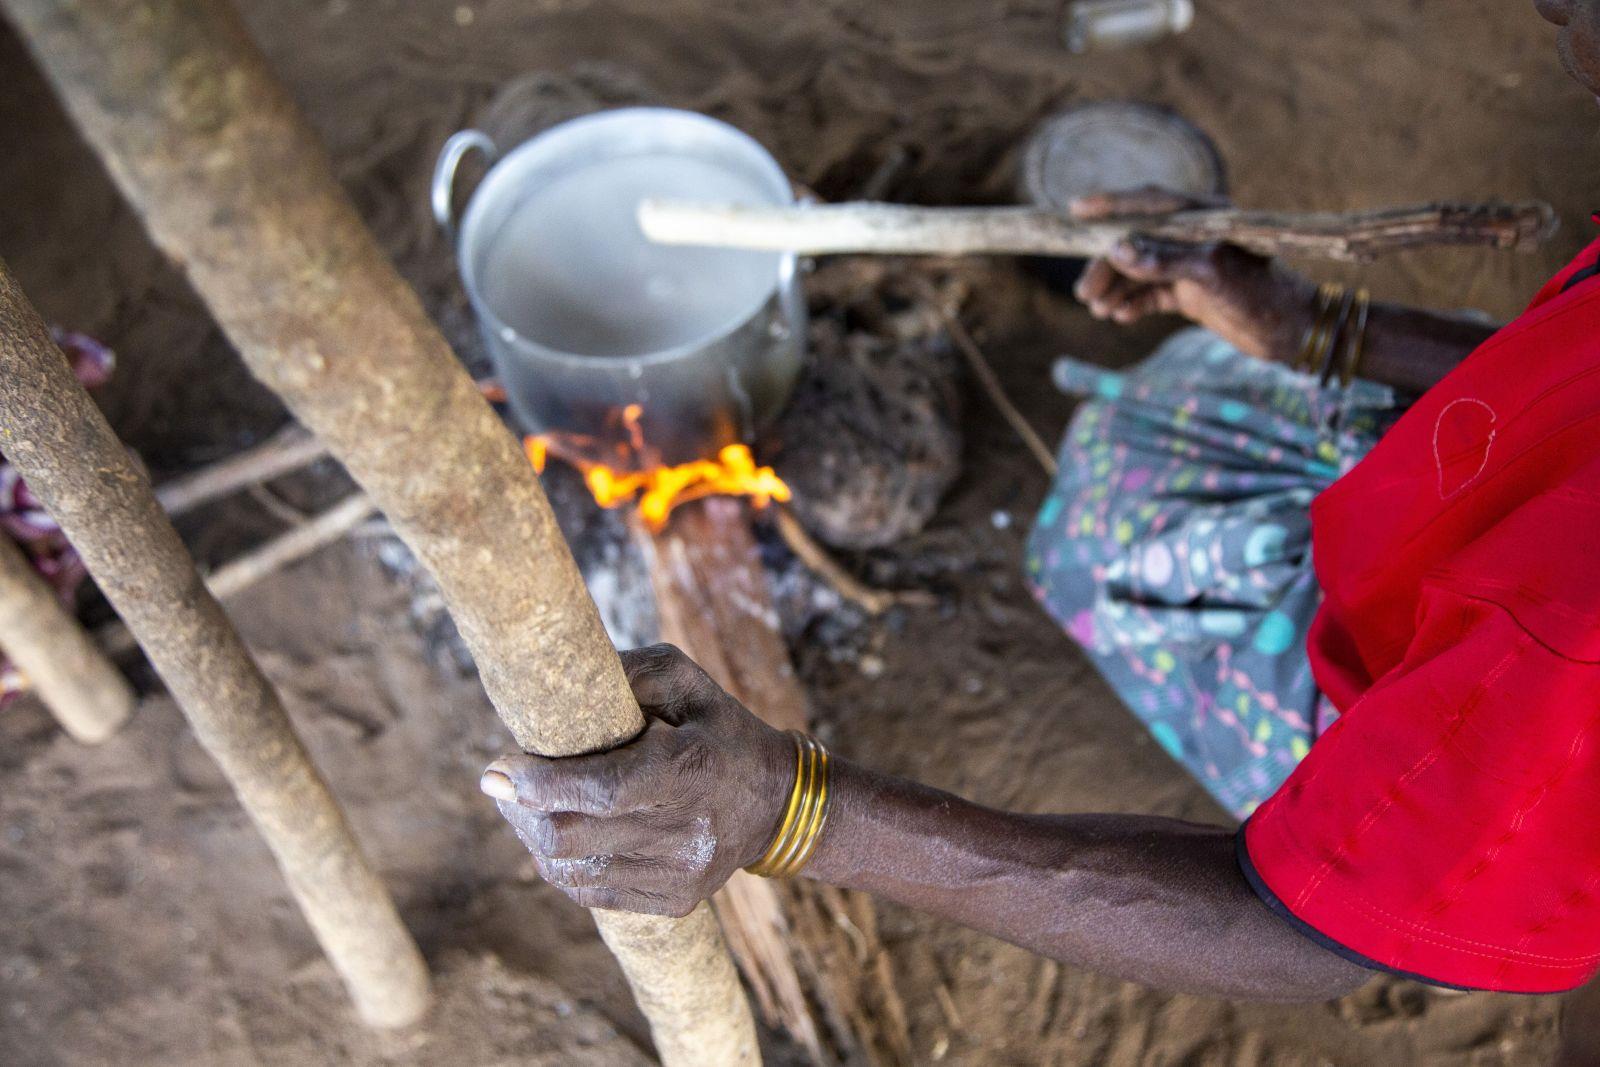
[639,199,1558,262]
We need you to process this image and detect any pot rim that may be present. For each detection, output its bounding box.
[457,106,798,371]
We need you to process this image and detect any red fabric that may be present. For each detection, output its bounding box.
[1244,235,1600,993]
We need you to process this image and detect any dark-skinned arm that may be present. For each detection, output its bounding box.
[804,757,1368,1001]
[481,646,1371,1004]
[1070,188,1500,397]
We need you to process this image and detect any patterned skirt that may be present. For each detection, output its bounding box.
[1027,329,1401,818]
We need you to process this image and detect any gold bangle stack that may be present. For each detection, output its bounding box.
[1335,287,1371,388]
[746,731,831,879]
[1294,282,1371,387]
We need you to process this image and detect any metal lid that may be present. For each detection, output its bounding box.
[1018,101,1226,211]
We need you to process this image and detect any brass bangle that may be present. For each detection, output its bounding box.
[780,747,830,877]
[1337,288,1371,387]
[1296,282,1344,375]
[747,732,809,878]
[746,732,830,879]
[1317,285,1356,386]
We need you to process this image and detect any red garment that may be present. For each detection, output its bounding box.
[1243,233,1600,993]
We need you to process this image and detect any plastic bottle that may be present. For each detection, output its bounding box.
[1062,0,1195,53]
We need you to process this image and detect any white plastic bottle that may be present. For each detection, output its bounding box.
[1063,0,1196,53]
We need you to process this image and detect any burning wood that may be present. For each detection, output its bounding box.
[525,404,790,530]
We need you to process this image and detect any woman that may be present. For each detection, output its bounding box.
[480,0,1600,1034]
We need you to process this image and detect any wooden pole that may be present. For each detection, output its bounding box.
[0,530,134,743]
[0,261,430,1028]
[638,198,1559,262]
[0,1,755,1060]
[97,491,379,659]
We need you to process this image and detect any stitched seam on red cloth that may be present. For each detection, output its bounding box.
[1291,872,1600,968]
[1416,717,1585,924]
[1289,645,1521,912]
[1265,818,1600,966]
[1498,870,1600,986]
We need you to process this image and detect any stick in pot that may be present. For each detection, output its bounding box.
[638,199,1558,262]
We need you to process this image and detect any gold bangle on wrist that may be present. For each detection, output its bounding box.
[1297,281,1345,376]
[1317,285,1356,386]
[747,731,831,879]
[1336,287,1371,387]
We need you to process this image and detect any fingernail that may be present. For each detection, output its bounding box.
[1110,240,1139,264]
[479,769,516,801]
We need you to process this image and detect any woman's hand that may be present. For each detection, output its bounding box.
[479,644,792,918]
[1071,186,1318,363]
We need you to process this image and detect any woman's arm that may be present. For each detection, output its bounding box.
[1347,302,1499,396]
[481,645,1371,1003]
[807,756,1369,1001]
[1070,189,1500,396]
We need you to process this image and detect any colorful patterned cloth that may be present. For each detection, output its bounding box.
[1,331,115,704]
[1027,328,1401,818]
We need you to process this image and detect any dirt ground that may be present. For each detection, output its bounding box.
[2,0,1597,1064]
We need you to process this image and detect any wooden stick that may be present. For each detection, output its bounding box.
[639,199,1559,262]
[0,1,754,1058]
[940,312,1059,477]
[97,492,380,659]
[155,426,329,518]
[0,260,430,1027]
[0,532,134,743]
[772,507,934,615]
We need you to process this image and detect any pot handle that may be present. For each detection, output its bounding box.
[431,129,498,243]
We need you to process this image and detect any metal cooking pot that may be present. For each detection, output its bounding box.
[433,107,805,469]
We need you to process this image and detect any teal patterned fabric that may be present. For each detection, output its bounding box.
[1027,329,1401,818]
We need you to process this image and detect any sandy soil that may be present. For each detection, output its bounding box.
[1,0,1597,1063]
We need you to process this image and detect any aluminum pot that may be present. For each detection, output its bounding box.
[433,107,805,469]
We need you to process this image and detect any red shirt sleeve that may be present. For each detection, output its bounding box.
[1243,487,1600,993]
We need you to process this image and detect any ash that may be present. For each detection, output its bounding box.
[369,461,878,679]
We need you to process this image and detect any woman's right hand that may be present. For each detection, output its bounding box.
[1070,186,1319,364]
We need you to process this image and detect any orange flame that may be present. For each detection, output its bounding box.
[524,404,790,530]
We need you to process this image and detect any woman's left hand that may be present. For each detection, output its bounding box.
[1071,186,1318,363]
[479,644,794,917]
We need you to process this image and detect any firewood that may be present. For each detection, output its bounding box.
[0,261,430,1027]
[0,529,134,743]
[0,0,754,1059]
[639,198,1559,262]
[639,498,911,1065]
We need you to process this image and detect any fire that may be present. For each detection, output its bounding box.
[524,404,790,530]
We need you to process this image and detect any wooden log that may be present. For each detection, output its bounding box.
[0,529,134,743]
[638,198,1559,262]
[0,261,430,1027]
[0,1,755,1060]
[640,498,912,1066]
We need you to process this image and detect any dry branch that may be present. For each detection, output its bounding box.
[939,312,1058,477]
[155,426,328,517]
[0,0,754,1059]
[0,261,429,1027]
[0,530,134,743]
[639,199,1559,262]
[772,506,933,616]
